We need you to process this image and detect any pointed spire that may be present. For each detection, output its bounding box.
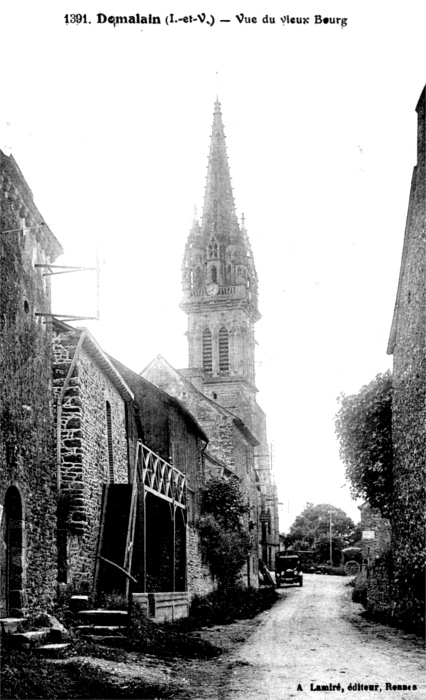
[201,99,239,238]
[189,205,200,236]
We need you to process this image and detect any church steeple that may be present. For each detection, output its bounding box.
[180,100,261,411]
[201,99,240,239]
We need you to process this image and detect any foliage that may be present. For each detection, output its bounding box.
[189,585,278,625]
[198,477,251,588]
[200,476,249,529]
[352,570,368,606]
[127,603,220,658]
[0,648,174,699]
[287,502,357,564]
[335,371,393,515]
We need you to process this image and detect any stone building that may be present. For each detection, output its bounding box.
[0,151,63,617]
[385,84,425,630]
[142,99,280,574]
[0,100,280,620]
[142,354,262,585]
[0,151,216,620]
[109,357,214,599]
[52,322,216,605]
[52,321,133,594]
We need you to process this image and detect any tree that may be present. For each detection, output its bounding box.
[198,477,251,589]
[335,371,393,516]
[287,503,357,565]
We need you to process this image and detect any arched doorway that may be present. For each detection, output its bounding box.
[1,487,25,617]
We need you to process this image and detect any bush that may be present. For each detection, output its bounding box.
[352,570,368,606]
[335,371,393,516]
[127,603,220,659]
[190,585,278,626]
[198,477,252,589]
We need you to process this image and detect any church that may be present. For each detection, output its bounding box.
[142,99,280,579]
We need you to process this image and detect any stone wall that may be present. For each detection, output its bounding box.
[366,552,394,619]
[107,358,216,598]
[359,503,392,564]
[387,86,426,632]
[0,151,63,617]
[52,329,129,593]
[186,525,216,599]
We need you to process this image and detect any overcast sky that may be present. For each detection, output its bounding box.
[2,0,425,530]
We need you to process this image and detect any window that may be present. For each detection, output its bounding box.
[208,236,218,259]
[211,265,217,283]
[202,328,213,373]
[219,327,229,372]
[106,401,114,482]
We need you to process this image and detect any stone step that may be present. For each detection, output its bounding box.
[83,635,128,646]
[69,595,90,613]
[33,643,71,659]
[77,625,127,637]
[0,617,27,635]
[9,628,52,647]
[78,609,128,627]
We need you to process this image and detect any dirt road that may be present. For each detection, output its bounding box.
[186,575,425,700]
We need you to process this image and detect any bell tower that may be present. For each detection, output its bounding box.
[180,99,261,428]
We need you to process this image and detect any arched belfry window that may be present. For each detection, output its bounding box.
[219,327,229,373]
[106,401,114,482]
[202,328,213,373]
[208,236,218,259]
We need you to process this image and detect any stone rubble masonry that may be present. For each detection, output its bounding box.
[186,525,216,599]
[104,356,217,598]
[358,502,393,616]
[366,553,393,619]
[142,356,261,587]
[0,151,63,617]
[52,329,129,592]
[359,503,392,565]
